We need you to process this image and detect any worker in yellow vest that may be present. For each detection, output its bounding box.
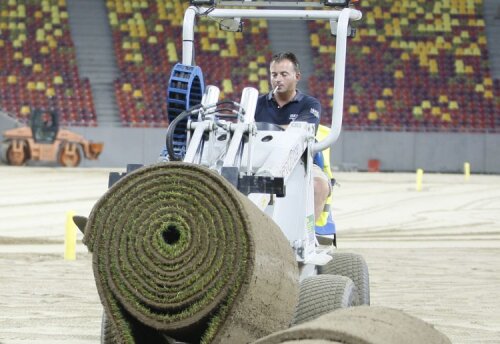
[314,124,336,247]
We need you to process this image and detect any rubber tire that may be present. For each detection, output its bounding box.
[58,142,82,167]
[319,252,370,305]
[4,140,28,166]
[292,274,359,326]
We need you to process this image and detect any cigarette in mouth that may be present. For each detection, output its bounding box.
[272,86,279,94]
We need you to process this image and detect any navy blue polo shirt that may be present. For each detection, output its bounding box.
[255,90,321,131]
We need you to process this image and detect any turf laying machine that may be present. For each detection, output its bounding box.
[76,1,451,343]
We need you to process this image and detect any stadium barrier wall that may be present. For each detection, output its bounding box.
[1,118,499,173]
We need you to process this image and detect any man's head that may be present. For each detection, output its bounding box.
[269,52,301,96]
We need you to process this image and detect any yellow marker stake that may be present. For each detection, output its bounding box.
[464,162,471,181]
[416,168,424,192]
[64,210,77,260]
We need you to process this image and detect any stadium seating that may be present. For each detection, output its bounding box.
[106,0,272,127]
[2,0,498,131]
[309,0,500,132]
[0,0,97,126]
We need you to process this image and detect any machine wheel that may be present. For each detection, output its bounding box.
[319,252,370,305]
[58,142,81,167]
[3,140,29,166]
[292,274,359,326]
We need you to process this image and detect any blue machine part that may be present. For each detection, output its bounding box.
[164,63,205,159]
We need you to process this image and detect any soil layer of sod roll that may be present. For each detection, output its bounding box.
[83,162,299,343]
[254,306,451,344]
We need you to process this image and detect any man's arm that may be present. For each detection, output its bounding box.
[296,96,322,130]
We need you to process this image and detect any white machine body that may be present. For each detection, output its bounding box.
[178,1,362,277]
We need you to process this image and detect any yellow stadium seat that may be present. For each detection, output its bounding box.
[33,64,43,73]
[223,79,233,93]
[23,57,33,66]
[7,75,17,84]
[20,106,31,116]
[429,60,438,73]
[133,53,143,63]
[259,80,269,93]
[438,95,448,103]
[412,107,423,117]
[36,82,46,91]
[431,107,441,116]
[375,100,385,109]
[46,88,56,97]
[122,83,133,92]
[368,111,378,121]
[394,70,404,79]
[133,89,143,98]
[54,75,64,85]
[310,33,320,47]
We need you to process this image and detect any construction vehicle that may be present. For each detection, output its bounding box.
[0,109,103,167]
[77,1,450,343]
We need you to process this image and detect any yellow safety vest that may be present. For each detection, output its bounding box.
[314,124,335,235]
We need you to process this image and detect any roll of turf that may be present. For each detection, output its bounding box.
[253,306,451,344]
[83,162,299,343]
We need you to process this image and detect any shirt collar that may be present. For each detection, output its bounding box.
[267,89,304,102]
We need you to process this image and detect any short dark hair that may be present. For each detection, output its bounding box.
[271,51,300,73]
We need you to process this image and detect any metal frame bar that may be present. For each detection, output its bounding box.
[182,5,362,152]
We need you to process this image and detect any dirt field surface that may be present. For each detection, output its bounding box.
[0,166,499,344]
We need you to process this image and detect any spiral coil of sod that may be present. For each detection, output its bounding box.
[83,162,299,343]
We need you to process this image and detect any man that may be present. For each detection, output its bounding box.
[255,51,331,221]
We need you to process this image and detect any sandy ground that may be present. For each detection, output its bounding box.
[0,166,499,343]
